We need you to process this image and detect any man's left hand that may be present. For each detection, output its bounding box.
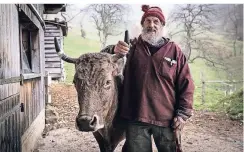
[172,116,186,131]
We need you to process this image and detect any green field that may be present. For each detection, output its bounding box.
[63,28,243,117]
[63,29,101,83]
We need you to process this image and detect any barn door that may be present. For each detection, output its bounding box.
[0,78,22,152]
[0,4,22,152]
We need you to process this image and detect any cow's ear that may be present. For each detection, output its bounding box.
[111,55,126,76]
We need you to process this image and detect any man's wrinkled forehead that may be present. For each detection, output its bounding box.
[145,16,160,21]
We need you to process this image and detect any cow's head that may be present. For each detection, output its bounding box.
[54,38,125,132]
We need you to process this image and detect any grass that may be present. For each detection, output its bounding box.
[63,29,101,83]
[189,59,229,110]
[63,28,243,114]
[212,88,243,121]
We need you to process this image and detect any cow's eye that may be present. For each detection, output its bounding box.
[104,80,112,89]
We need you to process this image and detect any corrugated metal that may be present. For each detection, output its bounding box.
[44,23,65,80]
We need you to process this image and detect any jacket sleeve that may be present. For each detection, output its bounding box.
[175,45,195,121]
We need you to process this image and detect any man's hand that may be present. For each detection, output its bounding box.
[114,41,130,55]
[172,116,186,131]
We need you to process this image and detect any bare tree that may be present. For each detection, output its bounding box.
[222,5,242,56]
[80,23,86,39]
[167,4,222,65]
[87,4,130,48]
[168,4,243,81]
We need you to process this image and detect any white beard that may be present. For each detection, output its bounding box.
[141,27,164,46]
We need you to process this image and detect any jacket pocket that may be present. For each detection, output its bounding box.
[158,58,177,80]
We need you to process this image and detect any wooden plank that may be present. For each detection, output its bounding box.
[12,112,16,151]
[21,109,45,152]
[19,4,42,29]
[45,57,61,62]
[45,54,59,58]
[9,113,12,151]
[44,32,61,37]
[45,63,61,68]
[44,37,55,41]
[0,5,3,80]
[22,73,41,80]
[0,5,21,152]
[44,41,55,44]
[20,78,42,135]
[45,49,57,53]
[45,26,59,30]
[0,94,20,121]
[44,44,55,48]
[45,68,62,74]
[49,73,62,78]
[2,5,8,101]
[0,121,3,152]
[45,29,60,33]
[2,121,5,152]
[45,24,57,27]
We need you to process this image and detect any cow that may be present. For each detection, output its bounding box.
[54,37,126,152]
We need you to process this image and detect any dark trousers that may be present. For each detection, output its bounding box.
[122,122,176,152]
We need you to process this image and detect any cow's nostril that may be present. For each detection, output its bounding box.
[90,115,98,127]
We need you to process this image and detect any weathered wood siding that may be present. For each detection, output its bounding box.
[0,4,21,152]
[0,4,46,152]
[32,4,44,16]
[18,4,43,30]
[20,78,43,134]
[44,23,65,80]
[19,4,46,152]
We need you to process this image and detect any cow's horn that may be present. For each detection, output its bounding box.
[54,37,77,64]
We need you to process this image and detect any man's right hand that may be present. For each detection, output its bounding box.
[114,41,130,55]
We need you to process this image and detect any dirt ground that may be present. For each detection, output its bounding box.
[34,83,243,152]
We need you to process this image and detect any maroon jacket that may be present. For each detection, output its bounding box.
[102,36,195,127]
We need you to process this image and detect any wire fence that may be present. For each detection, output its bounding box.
[200,71,243,104]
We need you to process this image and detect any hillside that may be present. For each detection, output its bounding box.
[212,88,243,121]
[63,29,100,83]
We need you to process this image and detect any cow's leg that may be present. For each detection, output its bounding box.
[93,130,117,152]
[93,131,106,152]
[109,128,126,151]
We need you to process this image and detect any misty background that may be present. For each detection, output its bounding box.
[44,3,243,120]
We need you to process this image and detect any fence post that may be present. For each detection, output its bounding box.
[45,71,52,104]
[201,71,205,104]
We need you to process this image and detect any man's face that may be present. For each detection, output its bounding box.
[141,16,164,45]
[143,16,162,33]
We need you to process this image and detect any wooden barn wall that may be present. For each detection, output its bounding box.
[44,23,65,80]
[32,4,44,16]
[19,3,46,134]
[0,4,21,152]
[0,4,46,152]
[18,4,43,30]
[20,78,43,134]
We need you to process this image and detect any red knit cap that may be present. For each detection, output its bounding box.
[141,5,165,25]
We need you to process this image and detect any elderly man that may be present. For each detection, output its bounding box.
[102,5,194,152]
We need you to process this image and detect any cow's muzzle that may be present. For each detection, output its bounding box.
[76,114,104,132]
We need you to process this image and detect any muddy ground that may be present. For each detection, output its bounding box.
[34,83,243,152]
